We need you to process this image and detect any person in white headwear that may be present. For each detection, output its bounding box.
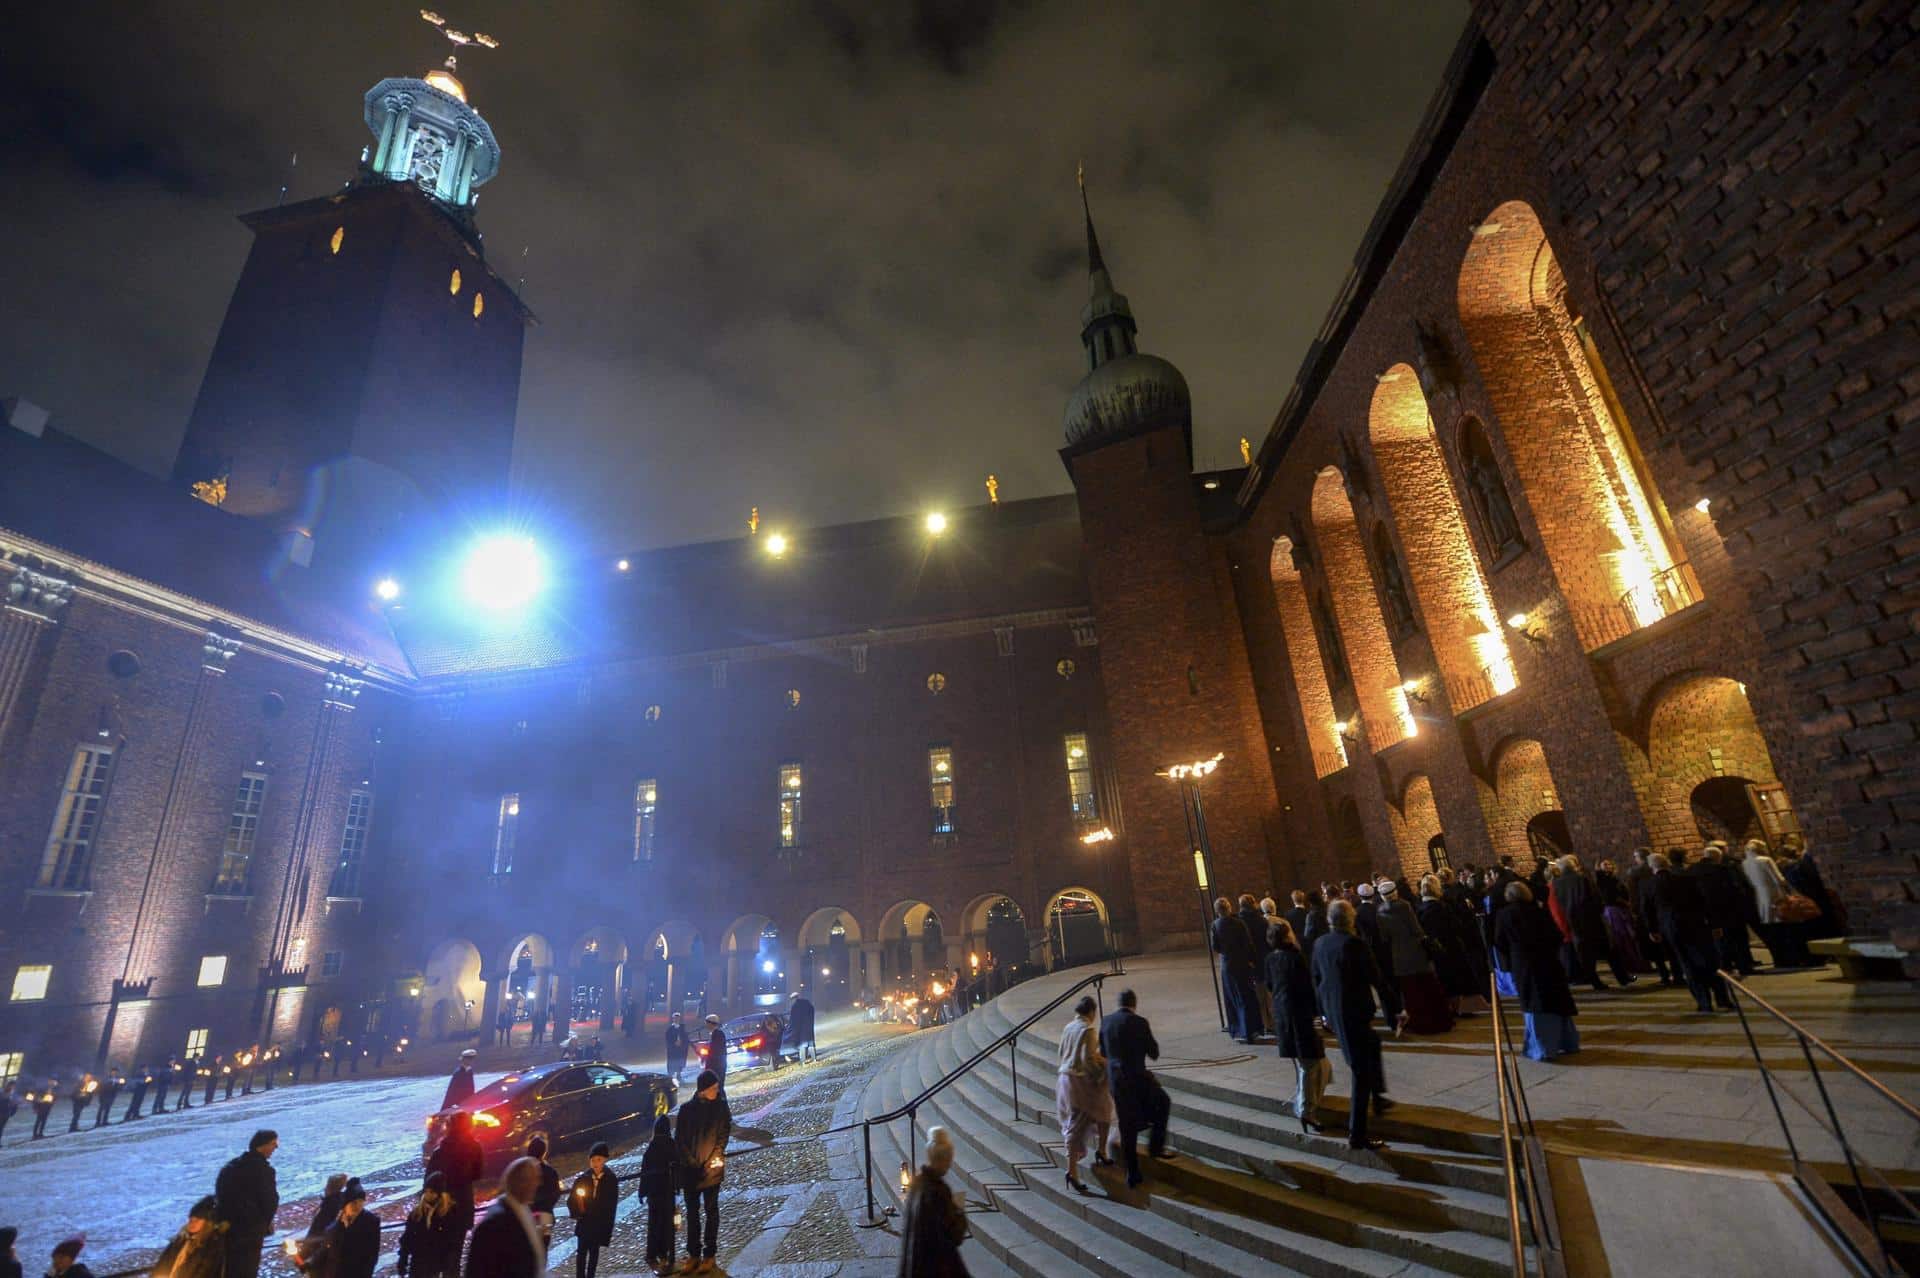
[898,1126,971,1276]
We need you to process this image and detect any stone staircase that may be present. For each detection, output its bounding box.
[853,983,1523,1277]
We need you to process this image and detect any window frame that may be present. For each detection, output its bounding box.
[1064,733,1098,822]
[196,955,228,988]
[211,770,269,895]
[778,761,803,849]
[185,1028,210,1058]
[10,964,52,1002]
[38,744,116,891]
[928,744,955,836]
[328,789,374,898]
[493,792,520,875]
[321,951,344,978]
[634,778,658,862]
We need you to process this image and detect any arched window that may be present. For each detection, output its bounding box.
[1459,417,1524,562]
[1311,468,1414,747]
[1371,523,1417,636]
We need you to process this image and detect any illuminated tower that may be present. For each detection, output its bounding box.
[1060,174,1281,947]
[172,45,529,564]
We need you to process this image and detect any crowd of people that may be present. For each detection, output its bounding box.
[1180,833,1845,1152]
[0,1035,422,1146]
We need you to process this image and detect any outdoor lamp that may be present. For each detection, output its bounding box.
[900,1160,912,1191]
[925,511,948,534]
[374,577,401,602]
[1193,848,1209,890]
[461,533,545,611]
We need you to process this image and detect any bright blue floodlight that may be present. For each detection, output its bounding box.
[461,534,546,612]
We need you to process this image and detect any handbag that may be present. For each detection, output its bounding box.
[1776,893,1820,924]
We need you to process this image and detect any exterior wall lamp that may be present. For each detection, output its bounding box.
[1400,678,1431,708]
[1506,612,1547,646]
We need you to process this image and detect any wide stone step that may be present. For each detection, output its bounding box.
[892,1020,1312,1278]
[925,1008,1509,1278]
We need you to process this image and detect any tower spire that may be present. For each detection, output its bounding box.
[1077,161,1107,281]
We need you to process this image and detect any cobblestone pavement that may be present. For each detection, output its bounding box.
[3,1014,919,1278]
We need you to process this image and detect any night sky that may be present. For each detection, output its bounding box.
[2,2,1466,552]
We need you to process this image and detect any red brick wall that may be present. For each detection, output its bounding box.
[1470,2,1919,946]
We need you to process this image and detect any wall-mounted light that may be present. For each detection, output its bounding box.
[1080,826,1115,845]
[1333,719,1353,739]
[1694,498,1711,514]
[615,558,631,572]
[1192,847,1209,890]
[764,533,789,558]
[1507,612,1546,645]
[924,511,948,535]
[1157,752,1224,780]
[1400,678,1431,708]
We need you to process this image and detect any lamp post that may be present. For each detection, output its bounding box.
[1158,753,1228,1033]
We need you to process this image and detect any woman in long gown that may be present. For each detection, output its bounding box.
[1055,995,1114,1193]
[1492,882,1580,1060]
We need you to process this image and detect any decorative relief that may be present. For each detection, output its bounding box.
[324,667,366,710]
[710,659,728,689]
[202,632,243,673]
[5,567,74,621]
[994,626,1015,657]
[1071,620,1098,648]
[849,643,868,674]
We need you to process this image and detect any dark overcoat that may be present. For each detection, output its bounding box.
[1492,904,1579,1017]
[566,1168,619,1248]
[897,1167,971,1278]
[1262,946,1324,1061]
[463,1200,537,1278]
[675,1093,733,1191]
[1309,931,1384,1092]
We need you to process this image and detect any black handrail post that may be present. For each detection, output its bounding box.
[1009,1034,1019,1122]
[1796,1029,1891,1273]
[1723,974,1800,1164]
[863,1120,877,1225]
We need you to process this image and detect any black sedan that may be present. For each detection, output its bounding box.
[425,1059,677,1173]
[696,1013,786,1072]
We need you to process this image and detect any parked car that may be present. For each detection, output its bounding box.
[696,1014,785,1072]
[424,1060,676,1173]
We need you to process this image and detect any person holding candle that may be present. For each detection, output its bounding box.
[397,1173,462,1278]
[567,1142,618,1278]
[298,1182,377,1278]
[525,1138,560,1248]
[67,1075,93,1133]
[150,1197,225,1278]
[31,1079,57,1138]
[0,1081,17,1142]
[674,1070,732,1273]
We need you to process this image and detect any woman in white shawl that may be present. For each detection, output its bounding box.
[1056,994,1115,1194]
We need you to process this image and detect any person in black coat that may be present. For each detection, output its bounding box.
[1491,884,1581,1060]
[897,1126,971,1278]
[1416,878,1480,1006]
[0,1082,17,1143]
[425,1113,486,1239]
[30,1079,56,1138]
[1625,849,1675,985]
[787,990,818,1064]
[1353,887,1405,1030]
[465,1159,543,1278]
[664,1014,690,1085]
[638,1115,679,1274]
[150,1196,226,1278]
[1650,853,1734,1012]
[1209,897,1262,1043]
[1549,863,1612,988]
[1263,920,1328,1133]
[1311,902,1390,1151]
[215,1130,280,1278]
[702,1017,729,1092]
[676,1070,732,1268]
[1098,989,1172,1188]
[123,1067,152,1122]
[442,1052,477,1111]
[565,1142,619,1278]
[299,1183,378,1278]
[524,1137,561,1249]
[1237,894,1276,1033]
[396,1174,463,1278]
[1694,845,1758,976]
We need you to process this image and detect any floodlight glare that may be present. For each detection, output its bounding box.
[762,959,776,973]
[462,534,546,611]
[765,532,789,558]
[925,511,948,534]
[374,578,402,602]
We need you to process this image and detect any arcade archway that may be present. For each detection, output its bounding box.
[1043,888,1109,972]
[421,938,484,1042]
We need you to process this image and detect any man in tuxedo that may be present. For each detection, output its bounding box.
[1098,989,1173,1188]
[1649,852,1733,1013]
[1312,900,1392,1151]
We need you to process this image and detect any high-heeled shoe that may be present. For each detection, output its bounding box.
[1094,1153,1115,1167]
[1066,1171,1090,1194]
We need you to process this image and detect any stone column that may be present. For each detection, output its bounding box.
[385,100,416,179]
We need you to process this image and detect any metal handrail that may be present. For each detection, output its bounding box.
[1488,977,1528,1276]
[1487,974,1563,1277]
[1720,970,1920,1277]
[827,967,1119,1227]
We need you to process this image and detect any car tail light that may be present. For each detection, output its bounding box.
[743,1036,763,1049]
[472,1109,502,1128]
[697,1044,709,1058]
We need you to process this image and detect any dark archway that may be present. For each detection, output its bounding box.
[1690,776,1764,846]
[1525,810,1573,864]
[1333,797,1371,882]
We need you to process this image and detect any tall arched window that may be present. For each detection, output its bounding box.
[1457,200,1697,648]
[1459,417,1525,562]
[1371,523,1417,636]
[1269,540,1347,777]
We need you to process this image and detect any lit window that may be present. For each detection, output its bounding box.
[929,746,955,835]
[1064,733,1098,821]
[494,792,520,874]
[472,293,484,318]
[10,965,51,1002]
[328,791,373,897]
[0,1052,22,1085]
[288,938,307,971]
[778,762,803,848]
[39,745,114,891]
[449,268,462,295]
[329,226,344,255]
[322,951,344,978]
[212,771,268,895]
[185,1028,209,1058]
[197,956,228,987]
[634,779,657,862]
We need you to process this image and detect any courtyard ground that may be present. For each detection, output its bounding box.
[1,1009,916,1278]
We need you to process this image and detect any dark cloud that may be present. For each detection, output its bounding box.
[0,1,1466,551]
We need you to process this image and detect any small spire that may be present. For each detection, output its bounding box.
[1077,161,1107,279]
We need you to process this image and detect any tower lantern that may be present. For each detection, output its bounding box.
[363,12,504,211]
